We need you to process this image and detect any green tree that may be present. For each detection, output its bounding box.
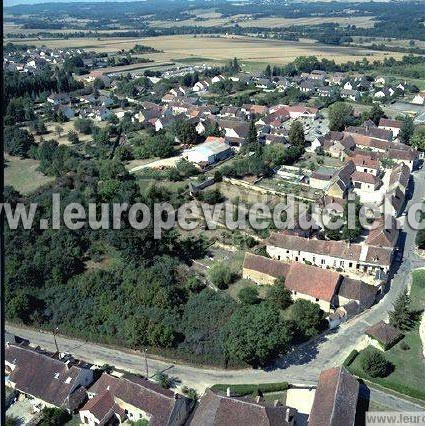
[5,416,19,426]
[290,299,327,341]
[389,288,412,330]
[39,408,71,426]
[266,277,292,310]
[399,116,415,145]
[181,290,236,360]
[416,228,425,249]
[208,263,234,289]
[4,126,36,158]
[238,286,260,304]
[265,64,272,78]
[360,348,392,378]
[288,121,305,147]
[362,104,386,125]
[67,130,79,144]
[222,304,292,367]
[410,127,425,151]
[242,119,258,154]
[329,102,354,131]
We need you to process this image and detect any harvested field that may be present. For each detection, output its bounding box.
[7,35,408,66]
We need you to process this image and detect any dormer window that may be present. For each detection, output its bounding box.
[54,373,60,379]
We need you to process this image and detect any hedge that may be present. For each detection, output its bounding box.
[211,382,289,396]
[343,349,359,367]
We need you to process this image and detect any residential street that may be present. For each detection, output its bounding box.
[5,168,425,409]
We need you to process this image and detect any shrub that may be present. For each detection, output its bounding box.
[211,382,289,397]
[238,287,260,305]
[360,348,393,378]
[343,349,359,367]
[208,263,234,289]
[400,341,410,351]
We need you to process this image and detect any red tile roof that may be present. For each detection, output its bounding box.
[351,171,378,185]
[365,321,403,346]
[309,366,359,426]
[81,391,125,424]
[267,233,362,262]
[379,118,403,129]
[243,253,290,279]
[88,373,187,426]
[190,389,296,426]
[5,345,90,410]
[284,263,341,302]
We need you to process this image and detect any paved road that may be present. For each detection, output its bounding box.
[6,168,425,408]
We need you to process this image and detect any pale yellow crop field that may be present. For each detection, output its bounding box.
[6,35,407,66]
[149,15,376,29]
[236,16,376,28]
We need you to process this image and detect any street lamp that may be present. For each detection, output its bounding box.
[144,348,149,379]
[53,327,60,354]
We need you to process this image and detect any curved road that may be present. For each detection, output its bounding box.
[6,169,425,408]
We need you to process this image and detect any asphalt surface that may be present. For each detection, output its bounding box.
[6,168,425,410]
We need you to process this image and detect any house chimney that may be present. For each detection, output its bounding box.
[226,387,231,397]
[285,408,291,422]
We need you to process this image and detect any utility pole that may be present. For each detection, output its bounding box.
[53,327,60,354]
[144,348,149,379]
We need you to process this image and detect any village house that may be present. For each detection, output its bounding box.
[53,104,75,120]
[5,344,94,413]
[242,253,377,312]
[388,162,410,193]
[80,372,190,425]
[193,80,210,92]
[350,152,380,176]
[374,87,394,99]
[266,232,394,275]
[184,137,232,165]
[325,160,355,200]
[328,72,345,86]
[309,70,327,81]
[309,167,337,190]
[340,89,360,101]
[211,75,226,84]
[346,125,393,142]
[309,366,359,426]
[352,171,381,196]
[387,147,419,171]
[412,91,425,105]
[378,118,403,138]
[47,93,71,105]
[366,216,399,249]
[317,86,334,98]
[365,321,403,351]
[190,388,296,426]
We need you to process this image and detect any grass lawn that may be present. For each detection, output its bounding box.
[410,269,425,312]
[4,154,55,195]
[226,277,268,301]
[346,270,425,401]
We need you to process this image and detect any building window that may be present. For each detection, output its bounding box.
[315,298,319,302]
[321,259,325,265]
[340,261,344,267]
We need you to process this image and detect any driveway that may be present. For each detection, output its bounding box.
[129,155,182,172]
